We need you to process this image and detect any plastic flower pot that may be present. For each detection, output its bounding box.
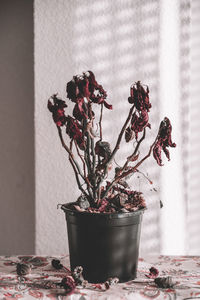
[61,203,145,283]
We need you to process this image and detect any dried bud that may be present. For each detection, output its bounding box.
[51,259,63,270]
[155,276,175,288]
[146,267,159,279]
[125,127,135,142]
[16,263,31,276]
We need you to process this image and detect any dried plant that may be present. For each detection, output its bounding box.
[48,71,176,213]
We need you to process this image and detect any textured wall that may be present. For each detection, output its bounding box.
[0,0,35,255]
[34,0,162,255]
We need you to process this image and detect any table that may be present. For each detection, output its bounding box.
[0,255,200,299]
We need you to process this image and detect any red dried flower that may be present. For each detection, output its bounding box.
[153,117,176,166]
[128,81,151,112]
[66,116,85,150]
[66,71,112,110]
[130,110,151,139]
[126,82,152,141]
[47,95,67,127]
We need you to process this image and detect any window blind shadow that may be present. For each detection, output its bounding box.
[72,0,161,256]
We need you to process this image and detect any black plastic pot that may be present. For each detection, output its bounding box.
[61,203,144,283]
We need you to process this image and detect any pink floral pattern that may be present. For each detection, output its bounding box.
[0,255,200,299]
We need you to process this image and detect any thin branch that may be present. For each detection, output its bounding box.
[69,156,88,198]
[102,133,158,198]
[119,128,146,175]
[99,103,103,141]
[91,137,96,174]
[104,104,135,168]
[57,126,85,180]
[74,140,87,178]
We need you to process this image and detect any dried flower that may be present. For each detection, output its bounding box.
[66,116,85,150]
[51,259,63,270]
[146,267,159,279]
[48,94,67,127]
[66,71,112,110]
[154,276,176,288]
[128,81,151,112]
[153,117,176,166]
[130,110,151,140]
[16,263,32,276]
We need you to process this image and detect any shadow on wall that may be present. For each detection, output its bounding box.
[71,0,161,256]
[0,0,35,254]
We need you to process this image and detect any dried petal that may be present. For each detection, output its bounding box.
[16,263,31,276]
[155,276,176,289]
[128,81,151,112]
[51,259,63,270]
[125,127,135,142]
[61,276,76,294]
[146,267,159,279]
[66,71,112,109]
[47,95,67,127]
[153,117,176,166]
[66,116,85,150]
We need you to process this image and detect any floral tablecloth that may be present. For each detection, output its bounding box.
[0,255,200,299]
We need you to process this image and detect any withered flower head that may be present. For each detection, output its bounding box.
[153,117,176,166]
[128,81,151,112]
[47,94,67,127]
[126,82,151,141]
[66,71,112,110]
[130,110,151,140]
[66,116,85,150]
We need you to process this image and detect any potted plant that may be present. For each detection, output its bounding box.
[48,71,176,283]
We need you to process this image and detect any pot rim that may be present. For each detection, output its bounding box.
[60,202,146,219]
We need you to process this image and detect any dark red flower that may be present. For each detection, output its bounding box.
[130,110,151,139]
[48,95,67,127]
[66,116,85,150]
[146,267,159,279]
[72,97,88,121]
[128,81,151,112]
[153,117,176,166]
[126,82,152,141]
[66,71,112,111]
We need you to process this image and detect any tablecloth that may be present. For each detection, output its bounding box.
[0,255,200,299]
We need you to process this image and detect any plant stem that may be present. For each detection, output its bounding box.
[99,103,103,141]
[102,133,157,198]
[69,156,88,198]
[119,128,146,175]
[104,104,135,172]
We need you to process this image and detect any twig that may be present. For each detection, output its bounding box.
[57,126,85,180]
[69,156,88,198]
[99,103,103,141]
[104,104,135,171]
[119,128,146,175]
[74,141,87,178]
[102,133,158,198]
